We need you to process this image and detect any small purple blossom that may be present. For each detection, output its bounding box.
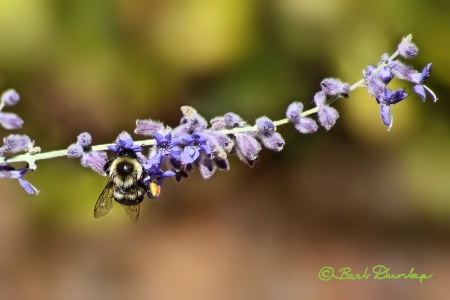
[286,102,302,123]
[135,119,164,137]
[255,117,285,151]
[0,164,39,194]
[0,134,33,155]
[81,151,108,175]
[286,102,318,134]
[148,132,181,166]
[210,116,227,130]
[67,144,83,158]
[205,131,234,155]
[380,104,393,131]
[317,106,339,131]
[180,133,211,164]
[0,89,23,130]
[381,87,408,105]
[388,60,417,82]
[1,89,20,106]
[255,116,275,133]
[387,61,436,102]
[223,113,246,129]
[108,131,142,154]
[0,112,24,130]
[320,78,350,97]
[364,69,387,101]
[313,92,339,131]
[141,162,176,198]
[377,87,408,130]
[67,132,107,174]
[398,35,418,59]
[410,64,437,102]
[378,66,394,84]
[173,106,208,136]
[364,65,393,85]
[381,53,390,63]
[67,132,92,158]
[76,132,92,148]
[234,133,261,167]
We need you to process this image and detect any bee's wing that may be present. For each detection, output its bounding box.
[94,179,114,219]
[123,204,140,222]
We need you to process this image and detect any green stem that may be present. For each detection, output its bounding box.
[0,46,402,167]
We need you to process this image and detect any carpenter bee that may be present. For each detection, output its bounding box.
[94,148,148,221]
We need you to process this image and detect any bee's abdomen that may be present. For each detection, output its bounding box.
[113,186,145,206]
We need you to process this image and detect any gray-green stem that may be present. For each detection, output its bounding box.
[0,46,401,168]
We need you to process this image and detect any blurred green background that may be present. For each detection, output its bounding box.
[0,0,449,299]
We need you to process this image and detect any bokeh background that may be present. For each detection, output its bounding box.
[0,0,449,299]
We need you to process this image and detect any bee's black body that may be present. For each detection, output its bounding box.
[94,149,148,221]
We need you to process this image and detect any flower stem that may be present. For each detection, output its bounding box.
[0,49,401,166]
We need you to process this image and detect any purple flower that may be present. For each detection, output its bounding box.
[1,89,20,106]
[380,104,393,130]
[0,112,23,130]
[233,133,261,167]
[313,92,339,131]
[223,113,246,129]
[380,53,390,63]
[180,133,211,164]
[398,35,418,59]
[76,132,92,148]
[364,71,387,101]
[141,163,176,198]
[286,102,318,134]
[67,132,92,158]
[135,119,164,137]
[108,131,142,154]
[320,78,350,97]
[205,131,234,154]
[148,132,181,166]
[67,143,83,158]
[378,66,394,84]
[210,116,227,130]
[388,59,436,102]
[202,131,233,174]
[377,87,408,131]
[67,132,107,175]
[255,117,285,151]
[0,89,23,130]
[0,164,39,194]
[81,151,108,175]
[173,106,208,136]
[388,60,419,83]
[410,64,437,102]
[0,134,33,155]
[255,116,275,133]
[381,87,408,105]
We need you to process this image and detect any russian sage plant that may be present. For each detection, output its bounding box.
[0,34,437,216]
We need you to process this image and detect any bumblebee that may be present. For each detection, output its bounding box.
[94,149,157,221]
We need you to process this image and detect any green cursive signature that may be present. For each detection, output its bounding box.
[318,265,433,283]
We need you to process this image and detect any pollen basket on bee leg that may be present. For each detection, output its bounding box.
[149,182,160,198]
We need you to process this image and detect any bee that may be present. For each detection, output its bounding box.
[94,148,150,221]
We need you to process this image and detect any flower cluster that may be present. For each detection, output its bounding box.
[363,34,436,130]
[0,34,438,217]
[67,132,108,175]
[0,89,39,194]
